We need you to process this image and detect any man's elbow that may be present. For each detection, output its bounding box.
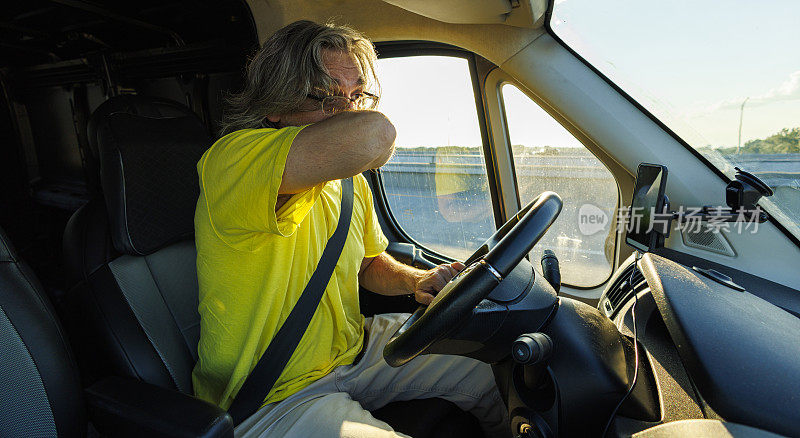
[369,139,395,169]
[367,112,396,169]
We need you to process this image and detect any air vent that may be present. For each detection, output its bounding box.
[681,228,736,257]
[601,264,647,317]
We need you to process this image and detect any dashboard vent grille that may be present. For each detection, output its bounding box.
[681,228,736,257]
[602,264,647,317]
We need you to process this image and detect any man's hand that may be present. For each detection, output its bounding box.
[413,262,466,305]
[358,253,465,304]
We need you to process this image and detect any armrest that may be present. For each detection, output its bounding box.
[85,376,233,438]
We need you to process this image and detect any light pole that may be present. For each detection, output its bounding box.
[737,97,750,154]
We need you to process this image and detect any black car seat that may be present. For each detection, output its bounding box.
[1,224,233,438]
[63,101,210,394]
[83,95,205,195]
[0,226,86,437]
[62,95,484,437]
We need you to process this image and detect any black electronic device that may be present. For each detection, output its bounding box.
[626,163,669,252]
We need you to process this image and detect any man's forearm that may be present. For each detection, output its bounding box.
[359,252,423,296]
[279,111,396,194]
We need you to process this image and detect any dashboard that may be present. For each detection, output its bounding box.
[600,251,800,436]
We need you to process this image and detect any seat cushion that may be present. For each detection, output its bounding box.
[66,236,200,394]
[106,241,200,393]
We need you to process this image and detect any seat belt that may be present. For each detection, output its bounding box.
[227,177,354,425]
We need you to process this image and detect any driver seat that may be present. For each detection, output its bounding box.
[62,95,484,437]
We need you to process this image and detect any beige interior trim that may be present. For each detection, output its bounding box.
[483,69,522,217]
[381,0,512,24]
[380,0,548,28]
[246,0,543,66]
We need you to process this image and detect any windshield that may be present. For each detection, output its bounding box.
[551,1,800,239]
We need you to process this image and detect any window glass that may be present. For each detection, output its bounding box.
[377,56,494,259]
[502,84,617,286]
[551,0,800,240]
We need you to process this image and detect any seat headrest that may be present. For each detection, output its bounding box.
[97,113,211,256]
[0,226,18,263]
[87,95,201,193]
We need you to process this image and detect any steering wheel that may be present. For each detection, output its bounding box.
[383,192,562,367]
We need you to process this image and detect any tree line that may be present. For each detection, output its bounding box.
[716,127,800,155]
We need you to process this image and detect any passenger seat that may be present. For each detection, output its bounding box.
[0,226,86,437]
[1,224,233,438]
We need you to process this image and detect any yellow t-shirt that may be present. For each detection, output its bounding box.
[191,126,388,410]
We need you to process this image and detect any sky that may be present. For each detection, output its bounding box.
[374,1,799,150]
[376,56,584,149]
[375,56,484,148]
[551,0,800,149]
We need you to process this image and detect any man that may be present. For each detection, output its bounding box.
[192,20,508,437]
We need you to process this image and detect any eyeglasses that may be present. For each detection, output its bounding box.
[304,92,379,115]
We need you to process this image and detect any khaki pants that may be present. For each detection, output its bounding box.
[235,313,510,437]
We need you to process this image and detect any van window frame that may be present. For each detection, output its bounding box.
[368,42,504,261]
[496,79,619,289]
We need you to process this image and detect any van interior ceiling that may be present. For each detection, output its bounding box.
[0,0,257,297]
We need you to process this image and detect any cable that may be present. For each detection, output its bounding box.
[602,252,642,437]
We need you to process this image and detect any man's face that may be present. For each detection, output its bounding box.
[267,50,365,128]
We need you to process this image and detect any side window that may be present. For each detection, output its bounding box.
[502,84,617,287]
[377,56,495,259]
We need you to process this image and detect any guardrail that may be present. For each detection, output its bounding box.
[385,151,800,187]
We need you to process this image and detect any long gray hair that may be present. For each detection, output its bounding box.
[219,20,379,136]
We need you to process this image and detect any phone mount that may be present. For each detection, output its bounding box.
[627,164,773,253]
[671,168,772,224]
[648,194,672,249]
[726,167,774,211]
